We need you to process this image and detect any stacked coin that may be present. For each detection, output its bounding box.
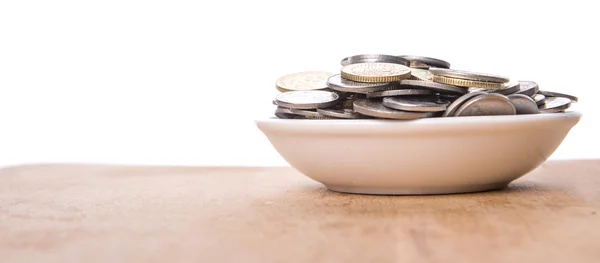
[272,54,578,120]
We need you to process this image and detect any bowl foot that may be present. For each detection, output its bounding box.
[325,182,510,195]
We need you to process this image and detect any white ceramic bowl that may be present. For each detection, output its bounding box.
[256,111,581,195]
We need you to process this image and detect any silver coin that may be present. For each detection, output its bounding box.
[515,81,539,97]
[353,99,439,120]
[399,79,467,95]
[538,97,571,113]
[275,90,340,109]
[491,81,520,95]
[454,93,516,117]
[437,93,461,101]
[275,107,303,119]
[537,90,578,102]
[533,93,546,106]
[317,108,367,119]
[398,55,451,69]
[507,94,539,115]
[326,74,395,94]
[366,88,434,99]
[340,54,410,67]
[288,108,332,119]
[469,81,519,95]
[383,96,450,112]
[429,68,509,83]
[442,91,488,117]
[468,87,489,93]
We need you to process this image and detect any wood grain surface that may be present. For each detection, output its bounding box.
[1,160,599,263]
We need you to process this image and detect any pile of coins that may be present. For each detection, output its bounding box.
[273,54,578,120]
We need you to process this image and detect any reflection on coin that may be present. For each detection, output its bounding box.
[507,94,539,115]
[366,88,434,99]
[533,93,546,106]
[538,90,579,102]
[539,97,571,113]
[454,93,516,117]
[491,81,520,95]
[317,108,367,119]
[275,107,302,119]
[275,90,340,109]
[409,68,433,81]
[398,55,451,69]
[442,91,488,117]
[383,96,450,112]
[432,75,506,89]
[275,71,334,92]
[341,63,412,83]
[429,68,509,83]
[400,79,467,95]
[516,81,539,97]
[353,99,438,120]
[326,74,395,94]
[340,54,410,67]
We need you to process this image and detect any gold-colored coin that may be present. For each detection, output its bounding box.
[409,68,433,82]
[276,71,334,92]
[341,63,411,83]
[432,75,505,90]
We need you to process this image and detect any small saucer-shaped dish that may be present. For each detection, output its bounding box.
[255,112,581,195]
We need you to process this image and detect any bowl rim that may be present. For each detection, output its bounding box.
[256,111,581,125]
[255,111,582,134]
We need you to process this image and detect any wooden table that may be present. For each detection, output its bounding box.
[1,160,599,263]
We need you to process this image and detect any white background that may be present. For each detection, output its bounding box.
[0,0,598,167]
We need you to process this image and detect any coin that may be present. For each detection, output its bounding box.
[492,81,520,95]
[507,94,539,115]
[275,107,304,119]
[409,68,433,81]
[515,81,539,97]
[442,91,489,117]
[272,54,578,120]
[539,97,572,113]
[438,93,461,101]
[366,88,434,99]
[340,54,410,67]
[469,81,520,95]
[454,93,516,117]
[353,99,438,120]
[341,62,412,83]
[432,75,507,90]
[399,79,467,95]
[533,93,546,106]
[538,90,579,102]
[275,71,334,92]
[317,108,367,119]
[383,96,450,112]
[429,68,509,83]
[398,55,451,69]
[339,93,366,109]
[275,90,340,109]
[326,74,396,94]
[289,108,332,119]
